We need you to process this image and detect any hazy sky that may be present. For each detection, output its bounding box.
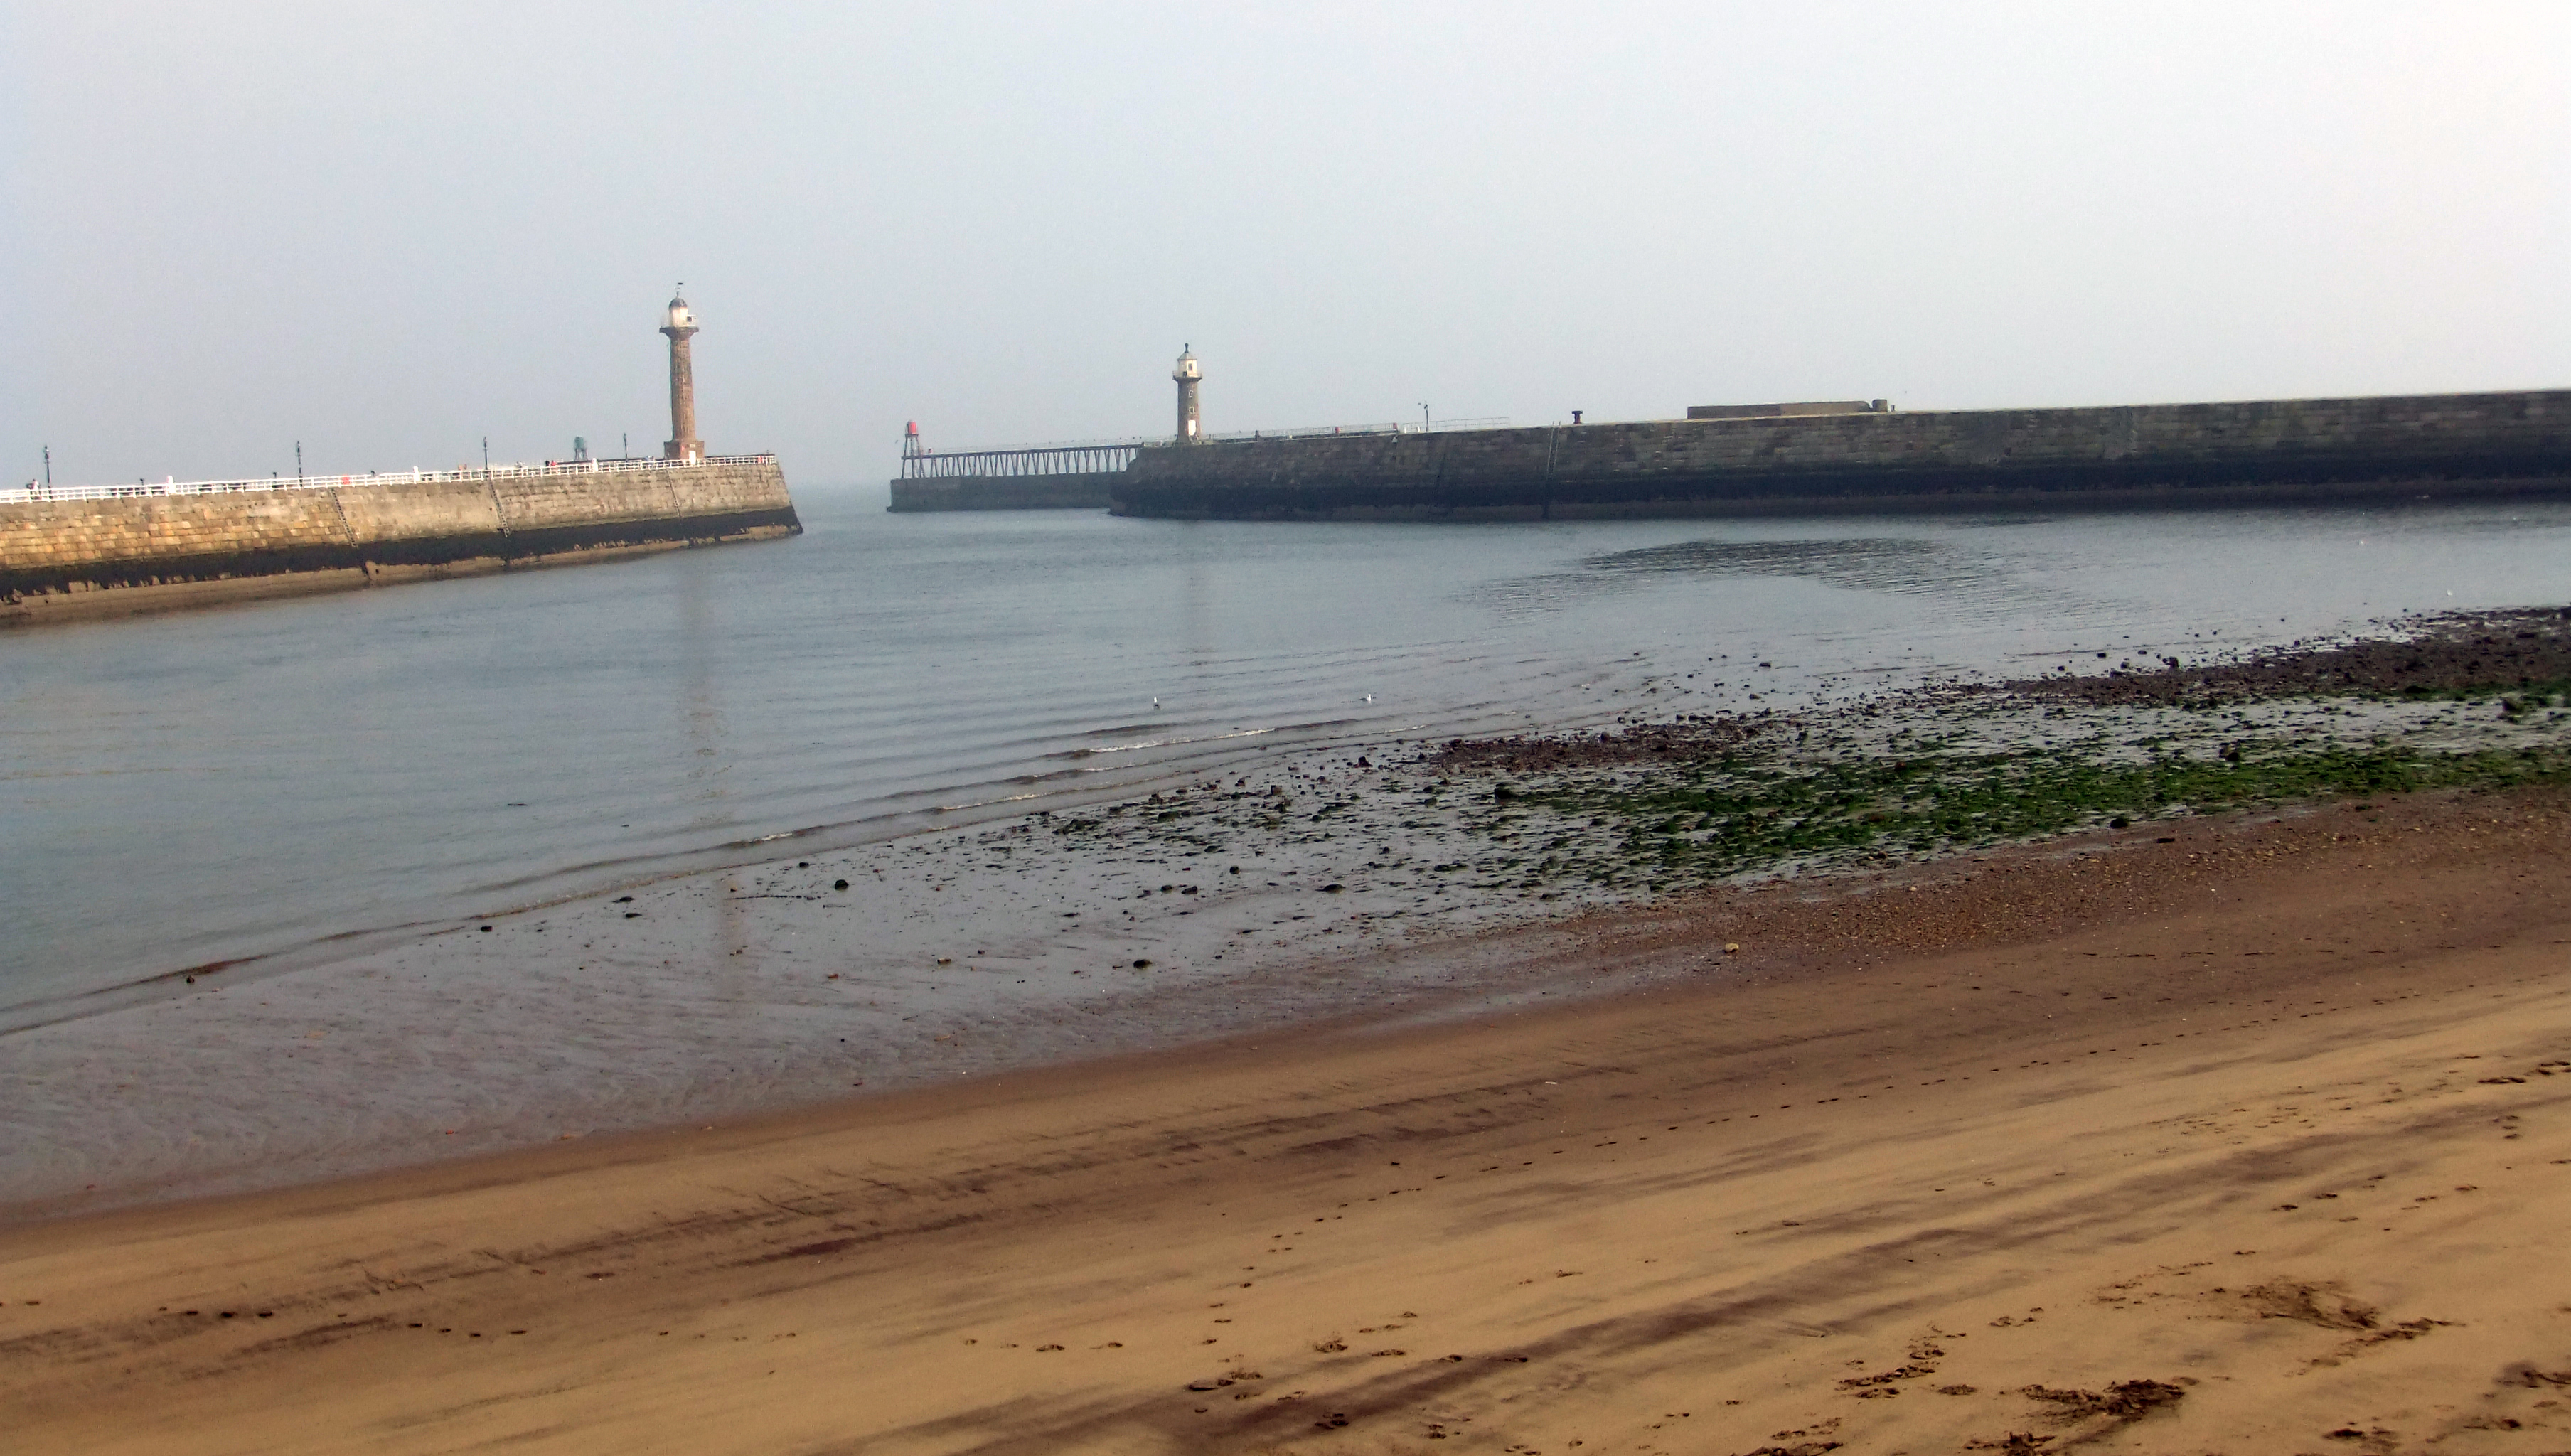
[11,3,2568,493]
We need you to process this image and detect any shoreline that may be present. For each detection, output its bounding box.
[6,606,2567,1219]
[4,776,2566,1452]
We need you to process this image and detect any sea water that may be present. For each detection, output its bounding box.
[6,489,2567,1027]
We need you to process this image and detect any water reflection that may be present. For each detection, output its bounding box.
[6,496,2567,1013]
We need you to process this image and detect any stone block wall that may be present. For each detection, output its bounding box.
[1,459,798,620]
[886,473,1120,512]
[1,490,358,579]
[1113,390,2571,520]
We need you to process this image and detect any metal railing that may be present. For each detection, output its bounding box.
[895,417,1514,480]
[14,454,776,504]
[941,432,1164,453]
[1202,422,1406,443]
[1190,419,1507,445]
[901,441,1145,480]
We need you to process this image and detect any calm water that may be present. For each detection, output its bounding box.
[6,490,2567,1025]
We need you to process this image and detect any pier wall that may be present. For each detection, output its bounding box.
[1111,390,2571,520]
[1,458,798,623]
[886,473,1119,512]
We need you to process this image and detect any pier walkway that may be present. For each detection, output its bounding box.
[20,454,779,505]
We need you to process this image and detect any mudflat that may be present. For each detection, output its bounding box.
[4,786,2567,1455]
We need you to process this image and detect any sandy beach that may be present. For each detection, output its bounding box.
[6,779,2567,1454]
[17,13,2571,1449]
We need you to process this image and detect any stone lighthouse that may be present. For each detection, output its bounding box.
[661,287,705,462]
[1173,345,1202,445]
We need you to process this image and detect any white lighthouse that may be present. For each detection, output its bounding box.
[1173,345,1202,445]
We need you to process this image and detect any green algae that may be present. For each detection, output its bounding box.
[1028,643,2571,916]
[1501,739,2571,884]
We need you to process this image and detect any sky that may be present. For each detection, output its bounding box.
[9,2,2569,494]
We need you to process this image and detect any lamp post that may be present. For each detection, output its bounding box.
[295,441,303,481]
[482,437,490,472]
[1419,402,1431,433]
[41,445,50,487]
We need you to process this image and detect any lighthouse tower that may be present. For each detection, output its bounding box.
[1173,345,1202,445]
[661,287,705,462]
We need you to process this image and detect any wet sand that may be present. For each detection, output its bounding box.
[14,606,2562,1217]
[0,746,1657,1216]
[6,783,2567,1454]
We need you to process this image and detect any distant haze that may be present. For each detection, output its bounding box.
[11,3,2568,496]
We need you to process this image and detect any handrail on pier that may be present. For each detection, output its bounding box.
[899,441,1145,481]
[16,454,777,504]
[898,421,1434,478]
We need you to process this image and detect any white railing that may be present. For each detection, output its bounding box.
[14,454,776,504]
